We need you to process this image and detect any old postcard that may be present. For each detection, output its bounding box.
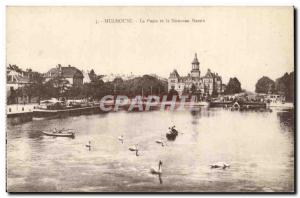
[6,6,294,192]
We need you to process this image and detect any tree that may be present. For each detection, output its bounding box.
[182,86,189,95]
[167,87,179,101]
[89,69,98,82]
[225,77,242,94]
[255,76,275,94]
[45,76,70,98]
[190,84,196,94]
[275,72,294,102]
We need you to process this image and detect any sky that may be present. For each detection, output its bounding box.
[6,6,294,91]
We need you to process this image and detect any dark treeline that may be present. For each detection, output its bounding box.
[224,77,242,95]
[8,66,168,103]
[255,72,294,102]
[65,75,168,100]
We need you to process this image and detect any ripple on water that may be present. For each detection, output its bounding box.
[6,108,294,192]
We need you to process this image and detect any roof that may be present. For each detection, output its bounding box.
[204,69,213,78]
[7,69,30,84]
[169,69,180,79]
[203,69,222,80]
[45,65,83,79]
[191,53,199,65]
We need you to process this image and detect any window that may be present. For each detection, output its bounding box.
[9,108,11,112]
[22,107,24,111]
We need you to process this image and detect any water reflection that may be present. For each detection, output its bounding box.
[277,109,294,132]
[6,108,294,192]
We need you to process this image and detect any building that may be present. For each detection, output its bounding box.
[7,68,31,92]
[45,65,84,86]
[101,73,139,82]
[168,53,222,96]
[7,67,38,104]
[149,74,168,82]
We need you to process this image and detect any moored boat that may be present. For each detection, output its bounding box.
[195,101,210,107]
[33,99,101,120]
[267,101,293,108]
[42,129,75,138]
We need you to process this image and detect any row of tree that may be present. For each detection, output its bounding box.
[8,71,168,104]
[255,72,294,102]
[8,64,244,103]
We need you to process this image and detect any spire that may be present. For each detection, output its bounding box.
[192,53,199,65]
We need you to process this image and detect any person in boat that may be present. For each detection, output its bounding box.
[53,128,58,133]
[171,125,178,135]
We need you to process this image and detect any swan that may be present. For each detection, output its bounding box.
[210,162,230,169]
[155,139,166,147]
[129,144,139,156]
[150,160,163,175]
[85,141,91,151]
[118,135,124,144]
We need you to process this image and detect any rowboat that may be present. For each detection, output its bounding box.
[42,129,75,138]
[166,128,178,141]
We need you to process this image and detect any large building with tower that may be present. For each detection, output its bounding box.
[168,53,223,96]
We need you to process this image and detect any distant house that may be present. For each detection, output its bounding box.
[101,73,139,82]
[45,65,84,86]
[7,68,31,92]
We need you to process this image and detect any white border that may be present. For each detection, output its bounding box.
[0,0,298,197]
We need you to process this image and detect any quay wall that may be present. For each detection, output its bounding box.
[7,103,38,116]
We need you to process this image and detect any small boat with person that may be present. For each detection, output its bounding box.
[42,128,75,138]
[166,125,179,141]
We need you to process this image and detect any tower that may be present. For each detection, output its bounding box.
[191,53,200,78]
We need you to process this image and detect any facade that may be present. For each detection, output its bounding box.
[6,67,37,104]
[168,53,222,96]
[45,65,84,86]
[7,68,31,92]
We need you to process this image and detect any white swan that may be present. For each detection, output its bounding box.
[118,135,124,144]
[85,141,91,151]
[129,144,139,156]
[210,162,230,169]
[150,160,163,174]
[155,139,166,147]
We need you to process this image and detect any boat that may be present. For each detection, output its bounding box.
[267,101,293,108]
[166,127,179,141]
[166,132,177,141]
[33,99,101,120]
[198,101,210,106]
[42,129,75,138]
[265,94,293,109]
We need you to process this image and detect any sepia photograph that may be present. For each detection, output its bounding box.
[5,6,295,192]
